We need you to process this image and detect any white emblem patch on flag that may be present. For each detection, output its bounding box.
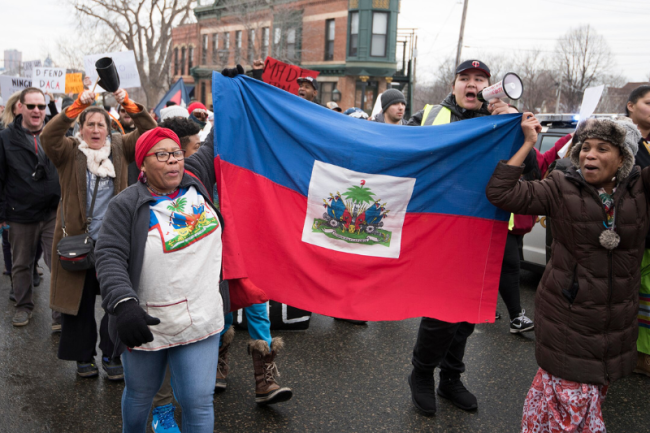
[301,161,415,259]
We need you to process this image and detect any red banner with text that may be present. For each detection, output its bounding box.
[261,56,320,95]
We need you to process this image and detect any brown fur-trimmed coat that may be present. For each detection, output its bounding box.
[41,105,156,315]
[487,161,650,385]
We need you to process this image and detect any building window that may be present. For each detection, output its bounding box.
[319,81,338,105]
[349,12,359,57]
[220,32,230,65]
[371,12,388,57]
[212,33,219,64]
[174,47,179,75]
[188,46,194,70]
[273,27,282,57]
[235,31,242,63]
[180,46,186,75]
[202,34,208,64]
[201,81,206,105]
[355,80,378,113]
[262,27,270,59]
[325,19,335,61]
[286,28,296,60]
[248,29,256,64]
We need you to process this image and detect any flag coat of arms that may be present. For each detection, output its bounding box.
[212,73,523,323]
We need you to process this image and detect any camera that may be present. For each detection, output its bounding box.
[32,163,46,181]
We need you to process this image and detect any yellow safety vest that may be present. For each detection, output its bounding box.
[420,105,452,126]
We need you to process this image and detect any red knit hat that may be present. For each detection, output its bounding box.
[188,102,207,114]
[135,127,181,168]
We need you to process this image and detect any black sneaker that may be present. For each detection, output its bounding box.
[408,370,437,416]
[510,310,534,334]
[77,360,99,378]
[437,377,478,411]
[102,357,124,381]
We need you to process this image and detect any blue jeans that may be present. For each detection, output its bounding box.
[221,302,272,347]
[121,334,220,433]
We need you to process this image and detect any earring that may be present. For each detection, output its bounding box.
[138,171,148,184]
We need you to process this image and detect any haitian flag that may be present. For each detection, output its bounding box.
[213,73,523,324]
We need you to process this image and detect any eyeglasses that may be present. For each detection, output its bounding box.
[25,104,47,111]
[145,150,186,162]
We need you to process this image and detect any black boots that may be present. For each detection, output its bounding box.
[437,372,478,411]
[408,370,437,415]
[409,369,478,415]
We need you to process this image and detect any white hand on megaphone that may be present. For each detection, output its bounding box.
[478,72,524,102]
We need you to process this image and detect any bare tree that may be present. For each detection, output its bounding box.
[513,49,557,113]
[553,25,615,112]
[71,0,195,107]
[56,21,122,72]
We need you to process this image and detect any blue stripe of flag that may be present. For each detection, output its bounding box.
[212,73,523,220]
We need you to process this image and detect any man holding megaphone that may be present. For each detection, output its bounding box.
[407,59,520,417]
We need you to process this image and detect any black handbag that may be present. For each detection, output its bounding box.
[56,178,100,272]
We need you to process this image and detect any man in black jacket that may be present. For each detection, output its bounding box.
[406,60,518,416]
[0,87,60,327]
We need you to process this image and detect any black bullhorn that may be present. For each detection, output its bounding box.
[95,57,120,92]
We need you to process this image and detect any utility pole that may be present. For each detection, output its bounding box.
[455,0,469,67]
[555,75,563,113]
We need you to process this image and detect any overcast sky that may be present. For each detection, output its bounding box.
[1,0,648,82]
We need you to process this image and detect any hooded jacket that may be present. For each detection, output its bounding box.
[407,93,491,126]
[0,115,61,223]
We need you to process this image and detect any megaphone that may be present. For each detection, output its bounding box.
[478,72,524,102]
[95,57,120,93]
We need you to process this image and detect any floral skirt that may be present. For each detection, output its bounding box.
[521,368,608,433]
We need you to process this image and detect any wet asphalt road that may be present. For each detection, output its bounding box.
[1,264,649,433]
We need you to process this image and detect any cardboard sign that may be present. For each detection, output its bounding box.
[261,56,319,95]
[83,50,141,91]
[65,73,84,94]
[0,76,33,101]
[22,60,42,78]
[34,67,66,92]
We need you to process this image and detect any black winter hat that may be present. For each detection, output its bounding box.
[381,89,406,112]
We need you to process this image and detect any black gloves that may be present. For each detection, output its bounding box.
[114,300,160,348]
[221,64,245,78]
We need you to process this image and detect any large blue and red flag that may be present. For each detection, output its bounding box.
[212,73,523,324]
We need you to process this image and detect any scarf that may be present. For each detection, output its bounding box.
[76,133,116,178]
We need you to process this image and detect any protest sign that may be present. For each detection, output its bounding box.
[83,50,141,91]
[65,73,84,94]
[0,76,33,101]
[34,67,66,92]
[261,56,319,95]
[22,60,42,78]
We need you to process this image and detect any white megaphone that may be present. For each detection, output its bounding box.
[478,72,524,102]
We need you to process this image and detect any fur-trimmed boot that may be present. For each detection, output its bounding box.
[215,327,235,392]
[248,337,293,405]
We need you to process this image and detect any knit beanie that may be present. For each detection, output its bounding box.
[569,118,639,180]
[381,89,406,112]
[160,105,190,121]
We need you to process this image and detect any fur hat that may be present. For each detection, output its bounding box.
[569,118,638,179]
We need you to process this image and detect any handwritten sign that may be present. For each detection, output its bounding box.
[33,67,66,92]
[0,76,33,101]
[22,60,42,78]
[261,56,319,95]
[65,73,84,94]
[83,50,141,91]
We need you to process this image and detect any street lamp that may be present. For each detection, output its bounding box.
[332,88,341,102]
[358,72,370,111]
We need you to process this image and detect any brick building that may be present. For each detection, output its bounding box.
[170,0,409,113]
